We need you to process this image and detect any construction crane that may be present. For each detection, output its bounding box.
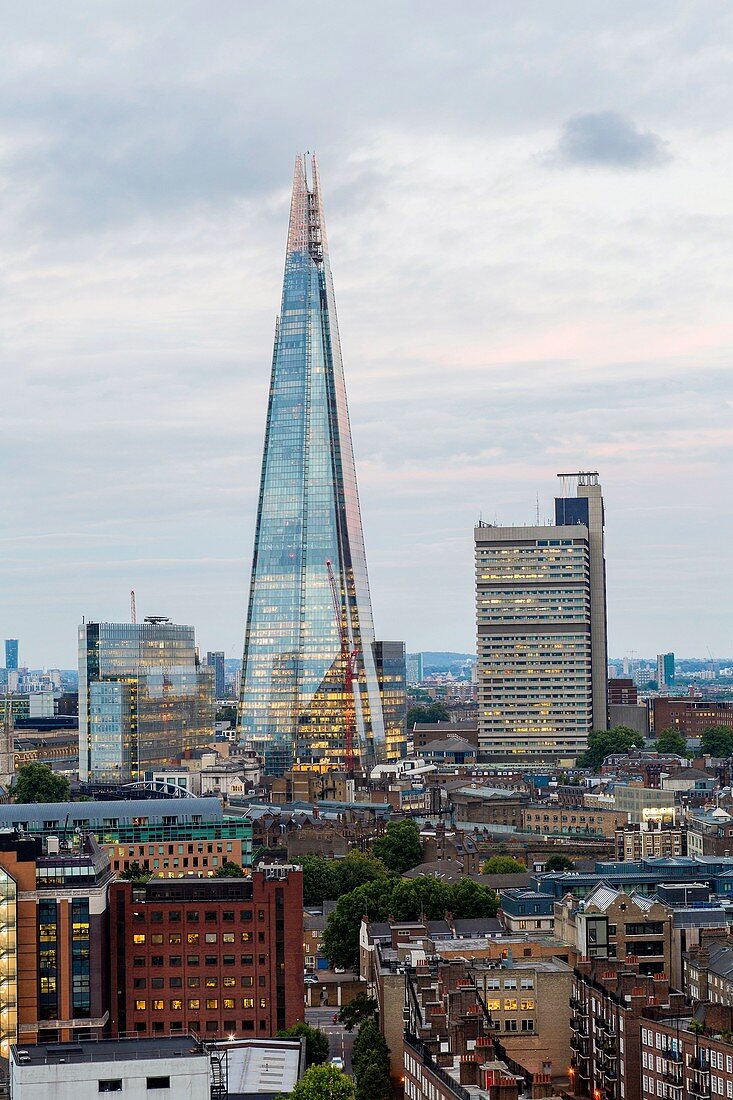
[326,558,359,773]
[130,590,137,624]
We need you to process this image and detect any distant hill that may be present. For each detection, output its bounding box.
[418,651,475,664]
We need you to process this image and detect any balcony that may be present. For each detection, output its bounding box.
[571,1017,580,1031]
[664,1050,683,1065]
[663,1072,683,1089]
[689,1082,711,1099]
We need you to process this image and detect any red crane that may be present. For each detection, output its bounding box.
[326,558,359,773]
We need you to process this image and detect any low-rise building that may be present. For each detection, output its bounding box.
[640,1002,733,1100]
[523,805,627,838]
[612,784,676,823]
[451,787,527,828]
[615,821,685,861]
[555,883,672,976]
[499,889,555,933]
[686,808,733,857]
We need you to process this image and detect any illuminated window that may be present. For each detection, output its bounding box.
[153,1000,164,1011]
[187,933,199,944]
[135,999,146,1011]
[504,999,517,1011]
[188,999,200,1010]
[133,935,146,945]
[223,999,235,1010]
[242,998,254,1008]
[170,1000,182,1011]
[241,932,250,942]
[206,999,218,1010]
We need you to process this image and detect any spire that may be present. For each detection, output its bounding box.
[285,153,327,265]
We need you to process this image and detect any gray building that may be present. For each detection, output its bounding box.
[78,618,214,783]
[657,651,675,690]
[406,652,424,685]
[475,472,608,764]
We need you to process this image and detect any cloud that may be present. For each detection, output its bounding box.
[549,111,671,169]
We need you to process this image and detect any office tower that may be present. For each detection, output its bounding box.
[79,618,215,784]
[373,641,408,761]
[238,155,384,775]
[4,640,18,672]
[475,472,608,763]
[109,863,304,1038]
[656,652,675,690]
[206,651,226,699]
[406,652,424,686]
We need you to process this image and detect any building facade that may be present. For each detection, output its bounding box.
[206,651,226,699]
[78,619,215,783]
[653,698,733,738]
[5,639,18,671]
[109,863,304,1040]
[475,472,607,764]
[615,822,685,861]
[238,154,385,775]
[523,805,627,838]
[373,641,408,761]
[656,653,675,691]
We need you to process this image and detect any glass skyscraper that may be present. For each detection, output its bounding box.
[78,619,215,783]
[239,155,385,775]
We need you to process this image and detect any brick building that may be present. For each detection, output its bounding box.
[0,831,113,1054]
[570,958,673,1100]
[653,697,733,738]
[555,883,672,977]
[608,679,638,705]
[109,862,304,1040]
[450,787,527,828]
[523,804,627,838]
[640,1003,733,1100]
[615,821,685,861]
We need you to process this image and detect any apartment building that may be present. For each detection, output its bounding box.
[615,821,685,861]
[640,1003,733,1100]
[499,889,555,934]
[523,804,627,838]
[555,883,672,976]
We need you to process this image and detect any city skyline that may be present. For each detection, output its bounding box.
[2,4,732,667]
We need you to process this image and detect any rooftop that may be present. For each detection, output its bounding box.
[11,1035,203,1067]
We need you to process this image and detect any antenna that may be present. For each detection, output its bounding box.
[130,590,137,625]
[536,493,540,525]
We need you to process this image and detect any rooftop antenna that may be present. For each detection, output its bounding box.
[536,494,540,525]
[130,590,137,625]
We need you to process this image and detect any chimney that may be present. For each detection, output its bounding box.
[459,1057,480,1086]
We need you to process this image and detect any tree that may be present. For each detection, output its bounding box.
[655,727,688,757]
[214,860,245,877]
[277,1022,329,1068]
[355,1060,392,1100]
[288,1064,354,1100]
[372,818,423,874]
[701,726,733,759]
[338,992,377,1032]
[576,726,645,769]
[119,861,152,882]
[13,763,70,804]
[405,703,449,728]
[352,1018,389,1077]
[323,875,498,971]
[481,856,526,875]
[544,855,575,872]
[300,851,389,906]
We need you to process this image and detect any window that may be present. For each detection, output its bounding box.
[205,933,217,944]
[205,956,217,966]
[224,998,235,1010]
[187,933,199,944]
[169,933,181,944]
[205,911,217,923]
[259,997,267,1009]
[169,956,182,967]
[151,978,164,990]
[241,932,251,942]
[241,910,252,920]
[242,998,254,1008]
[224,977,236,988]
[242,976,253,987]
[133,934,146,944]
[187,912,199,923]
[505,1020,517,1032]
[206,978,218,988]
[187,955,199,966]
[170,1000,182,1011]
[135,999,146,1011]
[504,999,517,1011]
[169,977,182,989]
[150,912,163,924]
[153,1000,164,1011]
[521,999,535,1010]
[151,935,163,945]
[223,911,234,922]
[223,933,235,943]
[98,1082,123,1093]
[521,1019,534,1032]
[486,999,500,1011]
[503,979,517,990]
[242,955,253,966]
[188,999,200,1009]
[188,977,200,989]
[151,956,164,967]
[146,1078,170,1090]
[206,999,218,1010]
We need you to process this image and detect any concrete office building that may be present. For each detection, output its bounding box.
[475,472,608,763]
[78,618,215,784]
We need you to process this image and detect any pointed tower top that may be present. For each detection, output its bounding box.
[286,153,327,266]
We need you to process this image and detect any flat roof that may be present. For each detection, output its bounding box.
[0,797,224,825]
[12,1035,204,1066]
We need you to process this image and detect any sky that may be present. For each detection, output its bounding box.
[2,1,732,668]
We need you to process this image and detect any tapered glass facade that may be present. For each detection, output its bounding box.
[239,155,384,774]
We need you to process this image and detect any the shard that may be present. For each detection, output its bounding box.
[238,154,385,775]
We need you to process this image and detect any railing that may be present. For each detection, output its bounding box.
[404,1033,472,1100]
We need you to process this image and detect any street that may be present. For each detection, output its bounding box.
[305,1006,356,1074]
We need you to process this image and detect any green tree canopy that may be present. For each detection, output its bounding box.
[355,1059,392,1100]
[277,1022,329,1068]
[119,861,152,882]
[13,763,70,804]
[323,875,498,971]
[352,1018,390,1079]
[481,856,526,875]
[655,727,689,757]
[288,1063,354,1100]
[372,818,423,874]
[576,726,645,769]
[338,992,377,1032]
[300,850,389,906]
[214,860,245,878]
[544,855,575,872]
[701,726,733,758]
[406,703,449,727]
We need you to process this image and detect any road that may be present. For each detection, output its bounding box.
[305,1006,356,1074]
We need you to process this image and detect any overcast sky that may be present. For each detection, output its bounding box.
[2,1,732,668]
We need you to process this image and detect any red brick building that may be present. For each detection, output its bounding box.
[608,679,638,705]
[653,697,733,738]
[109,862,304,1040]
